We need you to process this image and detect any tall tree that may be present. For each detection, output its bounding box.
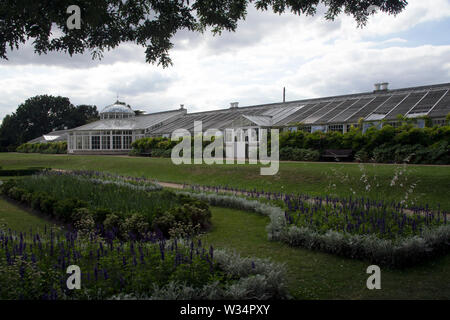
[0,0,408,67]
[69,104,99,127]
[0,114,20,151]
[0,95,98,150]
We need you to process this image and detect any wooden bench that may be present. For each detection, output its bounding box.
[322,149,353,160]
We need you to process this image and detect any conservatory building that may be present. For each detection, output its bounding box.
[30,81,450,155]
[67,101,186,154]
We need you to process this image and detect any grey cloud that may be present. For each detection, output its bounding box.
[0,42,145,69]
[287,47,450,100]
[108,72,176,96]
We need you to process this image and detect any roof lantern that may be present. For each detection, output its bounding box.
[100,100,135,119]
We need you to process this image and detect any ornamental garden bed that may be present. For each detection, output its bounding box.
[0,170,211,239]
[178,186,450,268]
[0,171,289,300]
[0,227,288,300]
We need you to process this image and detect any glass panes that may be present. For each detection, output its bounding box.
[101,136,110,149]
[91,136,100,149]
[76,136,82,149]
[301,126,311,133]
[123,136,132,149]
[113,135,122,149]
[328,124,343,132]
[82,136,89,149]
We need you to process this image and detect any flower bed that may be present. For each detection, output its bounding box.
[179,190,450,267]
[0,172,211,239]
[0,227,288,300]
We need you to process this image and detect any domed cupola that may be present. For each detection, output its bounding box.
[100,100,135,119]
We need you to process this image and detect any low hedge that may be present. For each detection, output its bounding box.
[16,142,67,154]
[371,141,450,164]
[280,147,320,161]
[0,167,48,176]
[130,125,450,164]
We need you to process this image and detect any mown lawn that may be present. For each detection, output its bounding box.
[1,153,449,210]
[0,198,59,232]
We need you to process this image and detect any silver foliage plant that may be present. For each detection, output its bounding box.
[110,247,289,300]
[180,191,450,267]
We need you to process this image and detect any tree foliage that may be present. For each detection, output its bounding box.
[0,0,408,66]
[0,95,98,150]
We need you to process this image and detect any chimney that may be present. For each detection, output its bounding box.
[380,82,389,91]
[180,104,184,110]
[230,102,239,109]
[373,83,381,92]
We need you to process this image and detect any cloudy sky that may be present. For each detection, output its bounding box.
[1,0,450,122]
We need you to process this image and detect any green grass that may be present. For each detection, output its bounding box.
[203,207,450,299]
[0,197,58,232]
[1,153,449,210]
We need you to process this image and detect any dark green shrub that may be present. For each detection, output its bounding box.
[91,207,112,224]
[152,211,176,236]
[427,141,450,164]
[0,168,46,176]
[39,195,57,215]
[280,147,320,161]
[122,213,150,238]
[16,142,67,154]
[152,203,212,237]
[20,191,33,205]
[71,207,92,223]
[30,192,48,211]
[7,187,26,201]
[53,198,88,222]
[0,179,16,195]
[280,147,293,160]
[103,213,123,233]
[354,149,371,162]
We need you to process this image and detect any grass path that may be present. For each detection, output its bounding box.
[203,207,450,300]
[0,198,59,232]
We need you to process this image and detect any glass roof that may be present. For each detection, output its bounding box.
[100,101,135,115]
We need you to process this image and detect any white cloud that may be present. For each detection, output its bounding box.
[1,0,450,123]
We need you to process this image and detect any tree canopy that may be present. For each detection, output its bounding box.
[1,0,408,67]
[0,95,98,151]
